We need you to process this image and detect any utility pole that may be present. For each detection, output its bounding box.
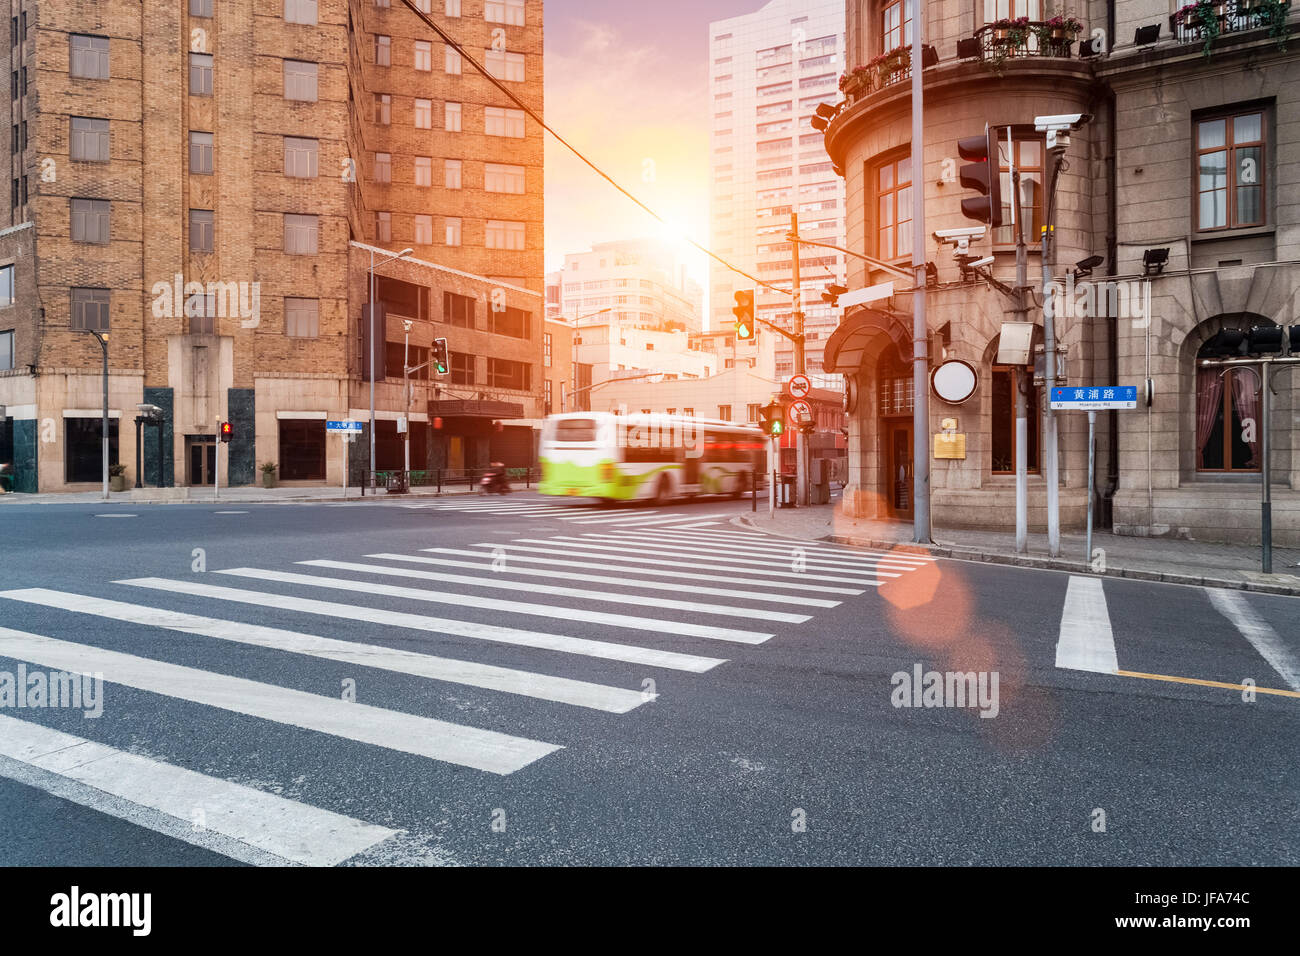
[909,0,930,543]
[1010,129,1029,554]
[790,211,808,506]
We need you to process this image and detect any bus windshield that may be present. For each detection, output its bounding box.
[553,418,598,443]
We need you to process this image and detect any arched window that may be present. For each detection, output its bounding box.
[1195,342,1260,472]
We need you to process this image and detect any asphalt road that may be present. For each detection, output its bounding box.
[0,492,1296,866]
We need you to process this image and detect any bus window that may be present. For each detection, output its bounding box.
[554,418,597,443]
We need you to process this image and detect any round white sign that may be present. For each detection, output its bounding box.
[930,359,978,405]
[787,374,812,399]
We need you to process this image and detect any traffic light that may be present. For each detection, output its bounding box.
[821,284,848,308]
[758,400,784,438]
[432,337,449,375]
[958,125,1003,228]
[219,421,232,443]
[733,290,755,340]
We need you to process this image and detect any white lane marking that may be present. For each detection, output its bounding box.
[214,511,249,515]
[1204,588,1300,692]
[0,714,398,866]
[118,577,725,673]
[444,506,572,514]
[1054,576,1119,674]
[478,542,886,588]
[618,529,934,567]
[665,529,938,562]
[0,627,560,775]
[557,513,689,525]
[212,567,773,645]
[94,514,137,518]
[553,510,662,521]
[367,552,840,607]
[573,513,739,528]
[421,547,865,595]
[577,531,929,571]
[537,537,900,580]
[0,589,647,714]
[676,521,722,528]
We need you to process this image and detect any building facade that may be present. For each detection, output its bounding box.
[823,0,1300,545]
[708,0,847,386]
[557,238,703,333]
[0,0,544,493]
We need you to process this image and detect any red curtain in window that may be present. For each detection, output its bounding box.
[1196,366,1223,468]
[1230,368,1260,467]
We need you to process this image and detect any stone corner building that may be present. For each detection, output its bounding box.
[824,0,1300,545]
[0,0,543,493]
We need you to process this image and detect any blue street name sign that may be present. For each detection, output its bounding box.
[1050,386,1138,411]
[326,420,363,432]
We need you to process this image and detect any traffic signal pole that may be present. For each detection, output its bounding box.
[790,212,808,507]
[909,5,931,543]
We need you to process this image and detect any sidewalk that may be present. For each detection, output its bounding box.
[735,501,1300,597]
[0,483,488,506]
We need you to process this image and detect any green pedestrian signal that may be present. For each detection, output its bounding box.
[732,290,755,340]
[432,337,449,375]
[758,399,784,437]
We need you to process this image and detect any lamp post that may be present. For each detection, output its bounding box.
[368,246,413,489]
[561,307,611,412]
[79,328,110,499]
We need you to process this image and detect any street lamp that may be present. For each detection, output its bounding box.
[368,246,413,489]
[78,328,110,500]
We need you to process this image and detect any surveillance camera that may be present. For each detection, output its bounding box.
[933,226,987,242]
[968,255,995,269]
[136,403,163,415]
[1034,113,1090,131]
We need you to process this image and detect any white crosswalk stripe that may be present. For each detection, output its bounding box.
[0,523,867,864]
[397,498,741,529]
[577,531,932,572]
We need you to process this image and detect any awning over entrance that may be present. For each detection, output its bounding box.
[427,399,525,419]
[822,308,911,373]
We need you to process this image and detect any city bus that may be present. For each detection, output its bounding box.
[538,411,765,504]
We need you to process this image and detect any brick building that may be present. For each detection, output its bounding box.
[823,0,1300,545]
[0,0,543,493]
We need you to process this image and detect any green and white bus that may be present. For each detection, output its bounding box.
[538,412,765,504]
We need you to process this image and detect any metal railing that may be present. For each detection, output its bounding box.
[965,21,1082,62]
[356,467,540,496]
[1170,1,1291,45]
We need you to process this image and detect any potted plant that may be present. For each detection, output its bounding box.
[109,462,127,492]
[1036,14,1083,47]
[260,461,278,488]
[838,65,872,99]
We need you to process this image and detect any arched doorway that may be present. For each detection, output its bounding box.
[877,347,913,518]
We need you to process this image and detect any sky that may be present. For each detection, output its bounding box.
[542,0,762,293]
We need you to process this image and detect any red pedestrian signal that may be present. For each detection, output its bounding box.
[219,421,232,443]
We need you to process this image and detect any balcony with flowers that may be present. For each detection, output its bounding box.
[1170,0,1291,55]
[837,44,940,104]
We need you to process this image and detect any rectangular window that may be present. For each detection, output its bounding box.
[414,214,434,245]
[189,209,214,253]
[284,213,318,254]
[875,154,912,260]
[284,0,318,25]
[882,0,914,52]
[444,216,462,246]
[279,419,325,481]
[70,117,110,162]
[544,378,552,414]
[374,93,391,125]
[445,101,462,131]
[444,158,462,189]
[485,49,525,82]
[190,0,213,16]
[543,331,552,367]
[414,98,432,129]
[444,292,475,328]
[284,297,319,338]
[0,264,13,306]
[190,53,213,96]
[747,403,761,423]
[451,351,474,385]
[375,211,391,243]
[484,162,525,193]
[373,151,392,183]
[717,405,732,421]
[1196,111,1265,231]
[186,292,216,335]
[414,156,432,187]
[283,60,317,101]
[70,35,110,80]
[0,329,12,370]
[65,417,119,483]
[485,219,525,250]
[485,107,525,138]
[375,35,391,67]
[70,287,110,331]
[414,40,432,71]
[190,131,214,173]
[485,0,525,25]
[994,135,1043,246]
[491,306,530,339]
[71,199,110,244]
[488,358,530,390]
[445,45,461,74]
[982,0,1041,22]
[284,136,318,178]
[442,0,458,15]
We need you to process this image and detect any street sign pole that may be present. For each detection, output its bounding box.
[1052,386,1138,564]
[1086,409,1096,567]
[769,435,776,518]
[910,2,931,544]
[791,212,808,508]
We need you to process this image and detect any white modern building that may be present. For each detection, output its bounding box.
[557,238,704,333]
[708,0,847,386]
[573,323,717,390]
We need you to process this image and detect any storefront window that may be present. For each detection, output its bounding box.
[278,418,325,480]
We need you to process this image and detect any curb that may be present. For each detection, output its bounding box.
[0,488,488,506]
[731,515,1300,598]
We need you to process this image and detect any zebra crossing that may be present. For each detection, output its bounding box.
[0,527,928,865]
[388,496,736,529]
